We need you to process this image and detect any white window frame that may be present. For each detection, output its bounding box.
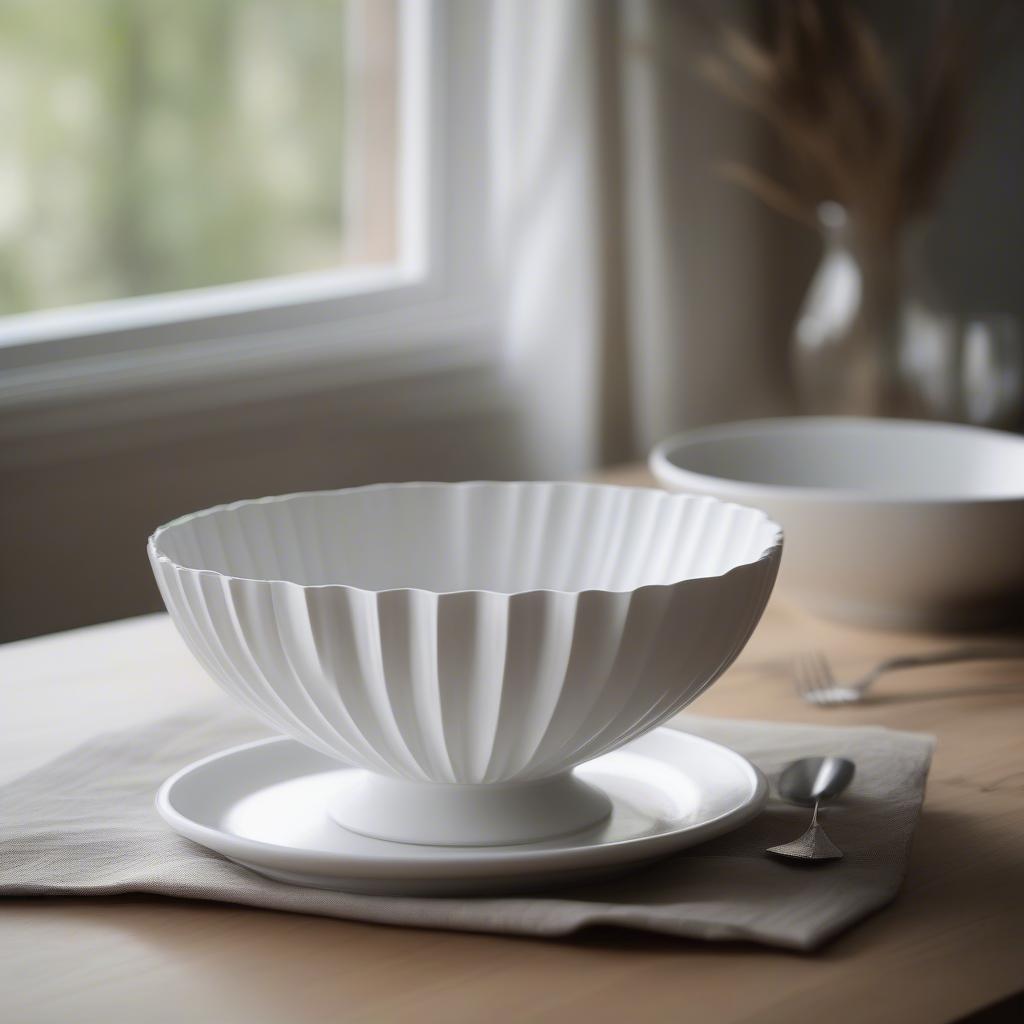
[0,0,500,458]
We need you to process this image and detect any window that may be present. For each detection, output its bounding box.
[0,0,400,318]
[0,1,497,458]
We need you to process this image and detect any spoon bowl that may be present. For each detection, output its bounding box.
[777,756,856,807]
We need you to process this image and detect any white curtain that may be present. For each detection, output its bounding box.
[489,0,795,479]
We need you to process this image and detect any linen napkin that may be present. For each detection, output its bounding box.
[0,705,933,951]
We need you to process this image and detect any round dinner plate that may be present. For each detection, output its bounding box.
[157,728,767,896]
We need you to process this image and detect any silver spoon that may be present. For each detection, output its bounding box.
[767,756,855,862]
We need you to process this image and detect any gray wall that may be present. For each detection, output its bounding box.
[864,0,1024,320]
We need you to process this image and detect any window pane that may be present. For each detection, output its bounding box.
[0,0,398,317]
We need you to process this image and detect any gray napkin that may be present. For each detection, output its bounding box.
[0,706,933,951]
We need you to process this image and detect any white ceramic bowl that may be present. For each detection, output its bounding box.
[650,417,1024,630]
[150,482,781,846]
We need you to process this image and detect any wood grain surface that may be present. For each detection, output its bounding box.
[2,465,1023,1024]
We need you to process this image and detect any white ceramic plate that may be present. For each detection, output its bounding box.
[157,727,767,896]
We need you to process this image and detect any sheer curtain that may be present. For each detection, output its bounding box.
[488,0,795,479]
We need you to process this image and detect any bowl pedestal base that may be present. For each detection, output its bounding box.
[326,769,613,847]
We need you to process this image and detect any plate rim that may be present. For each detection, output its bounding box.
[157,728,768,878]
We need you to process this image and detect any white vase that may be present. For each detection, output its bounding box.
[792,202,1023,429]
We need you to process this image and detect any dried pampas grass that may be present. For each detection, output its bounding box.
[696,0,1016,237]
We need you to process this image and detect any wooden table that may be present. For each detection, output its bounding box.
[3,466,1024,1024]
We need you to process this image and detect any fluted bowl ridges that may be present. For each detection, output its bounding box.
[149,482,782,786]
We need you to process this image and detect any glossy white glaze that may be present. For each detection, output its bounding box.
[150,482,781,843]
[651,417,1024,629]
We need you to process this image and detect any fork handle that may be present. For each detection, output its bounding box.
[875,644,1024,676]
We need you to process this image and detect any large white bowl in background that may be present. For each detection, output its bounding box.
[650,417,1024,630]
[149,482,781,847]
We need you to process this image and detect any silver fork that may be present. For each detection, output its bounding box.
[793,644,1024,707]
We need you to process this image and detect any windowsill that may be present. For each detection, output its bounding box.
[0,264,420,352]
[0,288,503,470]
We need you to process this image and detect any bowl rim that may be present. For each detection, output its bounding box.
[650,416,1024,507]
[148,480,783,597]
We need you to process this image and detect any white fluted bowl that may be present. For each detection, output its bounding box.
[149,482,781,846]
